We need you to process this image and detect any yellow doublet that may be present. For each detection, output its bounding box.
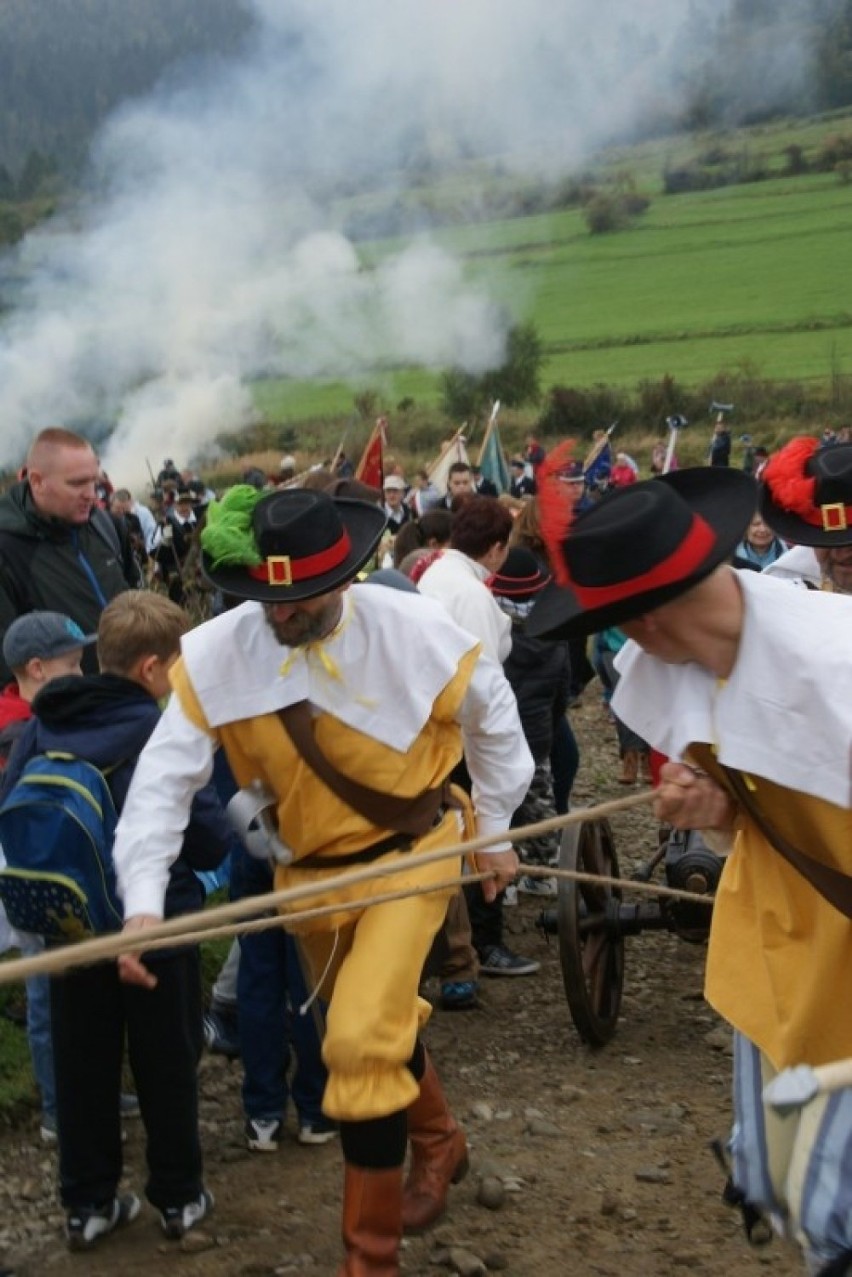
[696,748,852,1070]
[170,652,476,1119]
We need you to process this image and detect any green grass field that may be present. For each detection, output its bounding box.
[256,165,852,426]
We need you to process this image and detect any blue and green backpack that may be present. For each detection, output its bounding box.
[0,752,124,944]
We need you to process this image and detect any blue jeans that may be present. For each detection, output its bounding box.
[230,851,328,1125]
[18,932,55,1122]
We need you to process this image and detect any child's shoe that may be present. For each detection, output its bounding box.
[39,1113,58,1146]
[245,1117,282,1152]
[66,1193,141,1251]
[160,1189,214,1239]
[202,1005,240,1059]
[439,980,479,1011]
[297,1117,338,1146]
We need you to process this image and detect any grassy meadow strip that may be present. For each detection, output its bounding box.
[253,171,852,424]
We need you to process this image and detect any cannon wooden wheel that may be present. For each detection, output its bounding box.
[557,816,624,1047]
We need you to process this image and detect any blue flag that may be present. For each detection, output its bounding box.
[479,421,510,494]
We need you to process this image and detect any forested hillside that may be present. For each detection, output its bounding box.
[1,0,852,196]
[0,0,252,179]
[676,0,852,130]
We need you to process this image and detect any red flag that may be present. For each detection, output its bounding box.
[356,417,387,489]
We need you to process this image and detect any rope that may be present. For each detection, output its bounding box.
[520,862,716,904]
[0,787,706,986]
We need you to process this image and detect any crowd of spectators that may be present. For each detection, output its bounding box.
[2,419,852,1274]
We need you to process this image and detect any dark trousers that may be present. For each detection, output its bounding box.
[230,849,328,1125]
[568,636,594,699]
[49,948,204,1212]
[598,651,649,754]
[449,757,504,954]
[550,714,580,815]
[464,881,504,952]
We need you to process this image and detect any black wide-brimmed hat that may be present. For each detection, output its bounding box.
[759,437,852,547]
[527,467,756,640]
[201,486,387,603]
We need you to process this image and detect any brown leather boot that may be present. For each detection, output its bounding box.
[402,1054,469,1234]
[618,749,639,785]
[337,1163,403,1276]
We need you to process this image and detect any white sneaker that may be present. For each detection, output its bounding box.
[297,1120,337,1146]
[40,1114,58,1145]
[66,1193,141,1250]
[160,1189,213,1239]
[245,1117,282,1152]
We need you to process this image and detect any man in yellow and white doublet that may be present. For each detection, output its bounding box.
[112,486,533,1276]
[527,454,852,1277]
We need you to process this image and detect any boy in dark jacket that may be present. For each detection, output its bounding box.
[2,592,233,1251]
[491,548,574,894]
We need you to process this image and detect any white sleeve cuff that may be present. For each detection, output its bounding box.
[474,813,513,855]
[121,881,167,922]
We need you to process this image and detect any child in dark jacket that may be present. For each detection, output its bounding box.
[1,592,234,1251]
[491,548,574,894]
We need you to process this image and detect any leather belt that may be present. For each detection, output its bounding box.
[291,806,448,871]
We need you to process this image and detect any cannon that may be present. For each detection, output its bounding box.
[537,815,722,1047]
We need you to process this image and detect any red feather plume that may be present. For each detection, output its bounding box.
[536,440,581,587]
[761,436,819,516]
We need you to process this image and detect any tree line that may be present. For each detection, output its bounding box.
[1,0,852,188]
[0,0,250,175]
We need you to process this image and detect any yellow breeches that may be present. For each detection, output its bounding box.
[276,809,467,1122]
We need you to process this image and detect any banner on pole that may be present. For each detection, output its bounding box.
[355,417,387,490]
[427,428,470,497]
[477,403,510,494]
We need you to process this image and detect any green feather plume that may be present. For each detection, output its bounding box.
[200,485,265,568]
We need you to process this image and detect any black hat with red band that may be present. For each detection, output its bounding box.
[527,467,757,640]
[490,547,552,601]
[201,488,387,603]
[758,437,852,547]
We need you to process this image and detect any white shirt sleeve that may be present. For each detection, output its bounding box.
[456,656,534,853]
[112,694,216,919]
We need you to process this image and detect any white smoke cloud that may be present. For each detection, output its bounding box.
[0,0,754,488]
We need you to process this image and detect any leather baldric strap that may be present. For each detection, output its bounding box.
[277,700,447,837]
[720,765,852,919]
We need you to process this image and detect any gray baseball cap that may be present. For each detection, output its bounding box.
[3,611,97,670]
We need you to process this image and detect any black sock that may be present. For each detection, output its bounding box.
[340,1111,408,1169]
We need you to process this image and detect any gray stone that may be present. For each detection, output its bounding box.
[524,1117,561,1138]
[476,1176,505,1211]
[600,1191,619,1217]
[179,1228,217,1252]
[447,1246,488,1276]
[704,1027,733,1054]
[634,1167,672,1184]
[558,1085,587,1104]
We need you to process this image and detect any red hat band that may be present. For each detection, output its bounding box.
[570,515,717,610]
[246,530,352,588]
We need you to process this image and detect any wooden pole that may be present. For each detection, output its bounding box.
[0,790,658,985]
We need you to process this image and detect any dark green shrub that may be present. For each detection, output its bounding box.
[584,193,628,234]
